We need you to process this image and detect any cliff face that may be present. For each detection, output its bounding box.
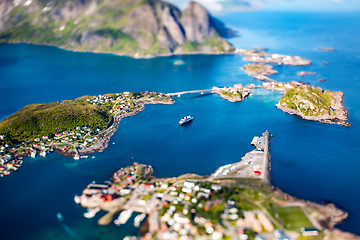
[0,0,234,57]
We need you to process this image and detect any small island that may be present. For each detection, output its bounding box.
[235,49,311,66]
[297,71,317,77]
[75,132,355,240]
[275,85,350,127]
[211,84,253,102]
[243,63,279,77]
[0,91,173,176]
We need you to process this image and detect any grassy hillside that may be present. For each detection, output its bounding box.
[278,85,335,117]
[0,97,112,142]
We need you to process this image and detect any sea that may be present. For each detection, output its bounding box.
[0,11,359,239]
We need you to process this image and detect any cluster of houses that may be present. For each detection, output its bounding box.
[212,84,253,101]
[76,162,320,240]
[87,92,138,115]
[262,80,304,91]
[52,126,101,148]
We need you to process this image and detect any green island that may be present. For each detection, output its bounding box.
[0,91,173,176]
[75,132,354,240]
[275,85,350,127]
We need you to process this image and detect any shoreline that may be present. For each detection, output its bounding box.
[275,103,351,127]
[54,99,175,157]
[1,42,235,59]
[76,132,358,239]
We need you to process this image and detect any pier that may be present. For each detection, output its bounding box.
[166,89,213,97]
[210,131,272,184]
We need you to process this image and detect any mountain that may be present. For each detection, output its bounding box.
[0,0,234,57]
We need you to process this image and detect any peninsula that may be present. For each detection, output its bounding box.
[0,91,173,176]
[0,0,234,58]
[75,132,357,240]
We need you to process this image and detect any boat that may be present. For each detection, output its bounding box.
[114,209,133,226]
[40,151,46,157]
[83,207,101,218]
[179,115,193,126]
[74,195,80,204]
[74,153,80,160]
[30,151,36,158]
[80,155,88,159]
[134,213,146,227]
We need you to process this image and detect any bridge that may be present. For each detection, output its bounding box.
[166,89,213,97]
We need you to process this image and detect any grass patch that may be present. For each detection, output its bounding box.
[274,206,313,231]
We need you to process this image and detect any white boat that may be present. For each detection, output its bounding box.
[80,155,88,159]
[179,115,193,126]
[30,151,36,158]
[74,153,80,160]
[84,207,101,218]
[74,195,80,204]
[40,151,46,157]
[114,209,133,226]
[134,213,146,227]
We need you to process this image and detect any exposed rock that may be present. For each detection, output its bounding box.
[276,85,351,127]
[0,0,234,57]
[181,1,211,43]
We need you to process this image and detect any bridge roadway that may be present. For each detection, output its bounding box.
[166,89,213,97]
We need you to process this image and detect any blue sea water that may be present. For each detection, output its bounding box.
[0,11,360,239]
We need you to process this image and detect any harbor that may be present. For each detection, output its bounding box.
[211,131,272,184]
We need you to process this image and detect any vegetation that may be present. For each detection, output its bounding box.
[0,97,112,143]
[279,85,336,117]
[274,206,313,231]
[0,0,233,56]
[243,63,278,76]
[221,90,242,98]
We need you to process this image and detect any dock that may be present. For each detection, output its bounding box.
[210,131,272,184]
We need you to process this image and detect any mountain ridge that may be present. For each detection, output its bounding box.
[0,0,234,57]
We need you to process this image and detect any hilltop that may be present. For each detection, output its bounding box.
[276,85,350,127]
[0,96,113,143]
[0,0,234,57]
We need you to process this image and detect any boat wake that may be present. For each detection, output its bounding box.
[56,213,78,239]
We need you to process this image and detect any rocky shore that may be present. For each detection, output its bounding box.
[235,48,311,66]
[275,89,351,127]
[276,104,351,127]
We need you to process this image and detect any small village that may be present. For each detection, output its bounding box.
[0,91,172,177]
[212,84,254,103]
[76,166,321,240]
[76,133,326,240]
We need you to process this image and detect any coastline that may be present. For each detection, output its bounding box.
[54,104,145,157]
[275,104,351,127]
[76,132,359,239]
[1,42,235,60]
[54,98,175,157]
